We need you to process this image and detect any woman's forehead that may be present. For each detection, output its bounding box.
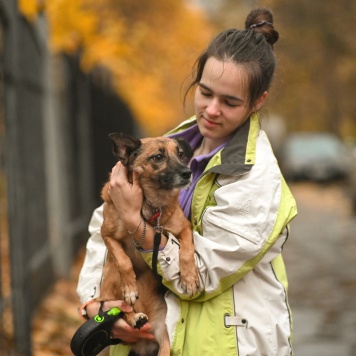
[201,57,248,98]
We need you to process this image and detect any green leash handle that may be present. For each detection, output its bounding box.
[70,306,123,356]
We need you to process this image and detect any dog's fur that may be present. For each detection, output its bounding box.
[97,133,200,356]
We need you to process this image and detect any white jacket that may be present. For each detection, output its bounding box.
[77,114,297,355]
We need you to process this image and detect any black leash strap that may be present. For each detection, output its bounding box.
[152,207,163,279]
[152,225,162,278]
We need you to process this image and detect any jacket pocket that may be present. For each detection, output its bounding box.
[203,209,264,247]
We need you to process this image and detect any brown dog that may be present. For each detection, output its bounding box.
[97,133,200,356]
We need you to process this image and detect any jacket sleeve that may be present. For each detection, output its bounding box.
[140,141,297,302]
[76,204,107,304]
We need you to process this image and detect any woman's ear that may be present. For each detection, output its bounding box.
[254,91,268,111]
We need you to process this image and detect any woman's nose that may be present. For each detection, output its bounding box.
[206,99,221,116]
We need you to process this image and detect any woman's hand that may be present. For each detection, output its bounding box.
[111,317,155,343]
[109,161,143,231]
[85,299,133,318]
[86,300,155,343]
[102,300,155,343]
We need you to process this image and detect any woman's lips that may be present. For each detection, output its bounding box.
[203,117,220,128]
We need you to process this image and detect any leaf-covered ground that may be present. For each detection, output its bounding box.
[32,249,85,356]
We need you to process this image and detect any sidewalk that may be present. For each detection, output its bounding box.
[285,183,356,356]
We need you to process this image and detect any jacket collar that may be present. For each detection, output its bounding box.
[207,113,261,176]
[168,113,261,177]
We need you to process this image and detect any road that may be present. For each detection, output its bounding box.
[284,182,356,356]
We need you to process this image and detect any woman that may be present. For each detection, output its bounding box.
[77,7,297,356]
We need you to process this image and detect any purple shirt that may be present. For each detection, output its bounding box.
[168,124,228,219]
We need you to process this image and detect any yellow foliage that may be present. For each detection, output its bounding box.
[45,0,99,54]
[18,0,42,22]
[43,0,215,135]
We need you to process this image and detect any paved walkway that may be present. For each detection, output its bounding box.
[284,183,356,356]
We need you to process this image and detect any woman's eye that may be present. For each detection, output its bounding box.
[201,90,211,97]
[226,101,238,108]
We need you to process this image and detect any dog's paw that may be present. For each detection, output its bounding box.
[181,271,200,297]
[130,313,149,329]
[121,283,139,305]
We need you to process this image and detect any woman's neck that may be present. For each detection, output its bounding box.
[196,136,230,156]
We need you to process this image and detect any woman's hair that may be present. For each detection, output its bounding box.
[185,8,279,110]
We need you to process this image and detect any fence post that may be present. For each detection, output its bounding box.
[3,4,54,354]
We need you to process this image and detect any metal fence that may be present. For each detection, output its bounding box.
[0,4,11,352]
[0,2,138,354]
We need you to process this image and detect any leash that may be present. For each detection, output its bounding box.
[151,208,163,279]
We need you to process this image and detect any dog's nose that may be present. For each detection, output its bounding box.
[181,169,192,180]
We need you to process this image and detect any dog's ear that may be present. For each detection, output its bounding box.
[108,133,142,166]
[175,137,193,162]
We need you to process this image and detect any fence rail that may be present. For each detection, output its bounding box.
[0,2,137,354]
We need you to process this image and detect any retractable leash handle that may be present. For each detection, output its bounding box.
[70,306,123,356]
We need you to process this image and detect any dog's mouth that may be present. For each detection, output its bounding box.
[157,168,192,190]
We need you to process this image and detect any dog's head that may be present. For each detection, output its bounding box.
[109,133,193,193]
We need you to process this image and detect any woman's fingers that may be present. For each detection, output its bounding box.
[111,318,155,342]
[99,300,155,342]
[110,161,127,186]
[131,169,140,187]
[102,300,133,313]
[108,161,143,219]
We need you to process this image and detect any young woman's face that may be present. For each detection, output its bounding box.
[194,57,266,144]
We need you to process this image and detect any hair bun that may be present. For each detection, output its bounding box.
[245,8,279,46]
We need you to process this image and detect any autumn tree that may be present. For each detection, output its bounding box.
[20,0,215,135]
[209,0,356,137]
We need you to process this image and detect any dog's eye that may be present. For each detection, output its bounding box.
[178,150,185,159]
[151,154,164,162]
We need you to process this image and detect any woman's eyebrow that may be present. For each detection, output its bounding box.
[198,83,212,91]
[198,82,244,102]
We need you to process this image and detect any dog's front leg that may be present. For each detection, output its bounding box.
[103,236,139,305]
[178,225,200,297]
